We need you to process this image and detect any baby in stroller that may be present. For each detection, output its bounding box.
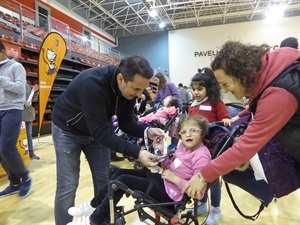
[67,114,211,225]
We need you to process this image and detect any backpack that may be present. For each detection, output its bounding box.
[249,59,300,162]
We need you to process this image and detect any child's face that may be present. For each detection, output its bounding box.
[145,103,152,110]
[179,121,203,151]
[163,96,171,107]
[191,84,207,102]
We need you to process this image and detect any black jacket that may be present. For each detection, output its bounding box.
[52,65,147,159]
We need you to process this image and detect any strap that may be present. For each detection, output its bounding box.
[224,182,265,221]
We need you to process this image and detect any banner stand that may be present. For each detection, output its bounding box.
[34,133,53,147]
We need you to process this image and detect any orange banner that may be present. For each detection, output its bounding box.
[38,32,66,134]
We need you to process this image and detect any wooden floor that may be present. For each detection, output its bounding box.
[0,134,299,225]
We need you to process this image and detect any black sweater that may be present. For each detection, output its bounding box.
[52,65,147,159]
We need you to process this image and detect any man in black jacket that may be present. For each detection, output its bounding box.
[52,55,163,225]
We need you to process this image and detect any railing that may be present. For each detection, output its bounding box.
[0,0,126,66]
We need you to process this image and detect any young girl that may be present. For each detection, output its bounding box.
[188,67,231,225]
[139,95,178,125]
[67,114,211,225]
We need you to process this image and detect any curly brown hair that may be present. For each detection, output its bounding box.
[210,41,270,94]
[175,114,209,139]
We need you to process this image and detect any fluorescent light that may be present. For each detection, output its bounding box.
[159,21,166,29]
[149,10,158,17]
[265,5,285,24]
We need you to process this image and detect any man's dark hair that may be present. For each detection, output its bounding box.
[118,55,153,82]
[146,100,154,107]
[178,83,183,87]
[280,37,298,49]
[0,41,6,51]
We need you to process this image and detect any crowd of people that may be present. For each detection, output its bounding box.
[0,36,299,225]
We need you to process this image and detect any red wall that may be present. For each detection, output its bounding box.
[16,0,116,45]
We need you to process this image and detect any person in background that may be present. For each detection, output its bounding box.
[51,55,163,225]
[280,37,298,49]
[0,40,32,198]
[140,100,155,117]
[184,85,194,102]
[183,41,300,211]
[23,82,40,160]
[67,114,211,225]
[152,73,181,151]
[177,83,189,105]
[187,67,231,225]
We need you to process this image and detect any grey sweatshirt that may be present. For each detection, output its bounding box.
[0,59,26,110]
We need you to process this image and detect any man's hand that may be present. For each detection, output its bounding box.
[138,149,159,167]
[147,127,165,140]
[182,173,206,199]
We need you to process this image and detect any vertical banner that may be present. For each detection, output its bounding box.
[38,32,66,134]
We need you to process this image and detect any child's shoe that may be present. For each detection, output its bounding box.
[190,201,207,216]
[0,184,20,197]
[68,201,95,217]
[205,206,221,225]
[197,201,208,215]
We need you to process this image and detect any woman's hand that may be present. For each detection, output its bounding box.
[182,173,206,199]
[222,118,231,127]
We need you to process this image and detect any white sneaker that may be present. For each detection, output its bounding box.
[68,201,95,217]
[66,215,90,225]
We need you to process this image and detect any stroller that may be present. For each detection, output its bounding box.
[113,108,182,169]
[107,121,248,225]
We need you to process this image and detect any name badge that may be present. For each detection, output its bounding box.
[173,158,182,168]
[199,105,212,111]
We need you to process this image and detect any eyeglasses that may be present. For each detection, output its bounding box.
[179,128,201,136]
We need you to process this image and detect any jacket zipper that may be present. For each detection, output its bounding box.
[66,112,84,126]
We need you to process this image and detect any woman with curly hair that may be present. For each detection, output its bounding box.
[183,41,300,207]
[187,67,231,225]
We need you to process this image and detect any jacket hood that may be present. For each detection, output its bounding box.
[253,48,300,99]
[1,59,16,67]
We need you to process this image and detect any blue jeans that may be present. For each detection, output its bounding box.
[24,121,34,152]
[52,123,110,225]
[0,109,28,184]
[226,105,244,118]
[201,178,221,207]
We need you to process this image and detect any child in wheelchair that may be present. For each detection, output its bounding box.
[67,114,211,225]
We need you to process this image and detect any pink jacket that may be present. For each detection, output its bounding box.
[161,143,211,201]
[202,48,300,182]
[139,106,177,124]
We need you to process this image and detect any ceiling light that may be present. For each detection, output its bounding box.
[265,5,285,24]
[159,21,166,29]
[149,10,158,17]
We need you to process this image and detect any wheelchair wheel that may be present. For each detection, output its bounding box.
[126,156,135,162]
[134,161,144,170]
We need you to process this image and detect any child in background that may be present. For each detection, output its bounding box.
[67,114,211,225]
[188,67,231,225]
[139,95,178,125]
[140,100,155,116]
